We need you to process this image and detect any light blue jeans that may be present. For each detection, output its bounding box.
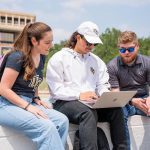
[0,95,69,150]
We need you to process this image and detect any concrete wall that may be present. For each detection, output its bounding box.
[0,115,150,150]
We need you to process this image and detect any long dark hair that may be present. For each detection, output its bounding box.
[13,22,52,80]
[65,32,83,49]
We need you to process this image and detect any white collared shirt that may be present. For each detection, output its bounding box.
[46,48,110,101]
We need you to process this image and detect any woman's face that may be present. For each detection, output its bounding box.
[34,31,53,55]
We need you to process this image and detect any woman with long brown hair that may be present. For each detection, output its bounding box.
[0,22,68,150]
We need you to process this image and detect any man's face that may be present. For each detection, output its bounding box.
[75,35,97,54]
[118,42,139,64]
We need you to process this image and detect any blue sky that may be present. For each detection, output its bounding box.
[0,0,150,43]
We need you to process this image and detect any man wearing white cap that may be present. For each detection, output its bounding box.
[46,21,128,150]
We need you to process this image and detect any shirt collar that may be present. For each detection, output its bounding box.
[65,48,91,59]
[119,54,142,66]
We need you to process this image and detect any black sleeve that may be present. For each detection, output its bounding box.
[5,51,24,72]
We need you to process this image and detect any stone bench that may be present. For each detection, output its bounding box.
[0,115,150,150]
[67,115,150,150]
[0,126,36,150]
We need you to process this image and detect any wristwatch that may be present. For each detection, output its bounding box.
[32,96,41,101]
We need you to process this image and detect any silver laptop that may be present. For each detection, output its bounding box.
[79,91,137,109]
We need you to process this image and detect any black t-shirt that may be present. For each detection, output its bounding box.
[5,51,45,98]
[107,54,150,97]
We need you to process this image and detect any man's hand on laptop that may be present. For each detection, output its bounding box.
[79,91,98,103]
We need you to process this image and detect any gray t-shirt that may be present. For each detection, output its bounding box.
[107,54,150,97]
[5,51,45,98]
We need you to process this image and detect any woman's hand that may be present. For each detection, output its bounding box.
[34,99,52,109]
[26,104,49,119]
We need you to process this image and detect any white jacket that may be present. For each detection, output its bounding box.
[46,48,110,101]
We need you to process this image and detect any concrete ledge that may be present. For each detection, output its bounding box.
[0,126,36,150]
[128,116,150,150]
[0,115,150,150]
[66,115,150,150]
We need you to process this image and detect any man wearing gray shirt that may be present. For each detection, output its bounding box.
[107,31,150,149]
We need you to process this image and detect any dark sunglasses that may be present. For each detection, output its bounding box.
[82,37,98,47]
[86,40,98,47]
[119,47,135,53]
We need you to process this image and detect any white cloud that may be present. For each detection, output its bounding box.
[103,0,150,7]
[0,0,149,42]
[116,23,150,38]
[61,0,89,10]
[117,24,131,31]
[61,0,150,9]
[53,28,71,44]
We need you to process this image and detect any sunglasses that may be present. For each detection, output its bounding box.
[82,37,98,47]
[119,46,135,53]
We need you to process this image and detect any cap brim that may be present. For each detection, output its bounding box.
[84,35,103,44]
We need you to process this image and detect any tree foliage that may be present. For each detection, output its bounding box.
[43,28,150,76]
[43,41,66,76]
[139,37,150,56]
[93,28,121,63]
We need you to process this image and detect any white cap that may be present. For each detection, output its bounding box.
[77,21,103,44]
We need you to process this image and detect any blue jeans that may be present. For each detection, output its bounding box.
[123,104,147,150]
[0,95,69,150]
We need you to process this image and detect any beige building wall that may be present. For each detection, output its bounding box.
[0,10,36,55]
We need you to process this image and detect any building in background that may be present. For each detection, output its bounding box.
[0,10,36,55]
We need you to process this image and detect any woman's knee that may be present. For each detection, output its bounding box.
[55,114,69,133]
[40,120,58,135]
[54,111,69,127]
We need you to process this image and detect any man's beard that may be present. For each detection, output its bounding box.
[121,53,137,64]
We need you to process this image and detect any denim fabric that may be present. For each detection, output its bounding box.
[123,104,147,117]
[0,95,69,150]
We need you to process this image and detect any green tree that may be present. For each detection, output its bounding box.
[43,41,66,76]
[139,37,150,56]
[93,28,121,63]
